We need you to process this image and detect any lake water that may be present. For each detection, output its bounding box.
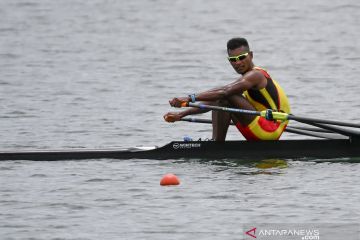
[0,0,359,239]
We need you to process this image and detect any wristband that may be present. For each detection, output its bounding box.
[189,94,196,103]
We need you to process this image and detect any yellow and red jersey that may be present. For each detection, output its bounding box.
[237,67,291,140]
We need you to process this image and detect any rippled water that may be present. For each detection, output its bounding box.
[1,0,360,239]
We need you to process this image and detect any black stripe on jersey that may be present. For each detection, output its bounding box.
[247,78,280,110]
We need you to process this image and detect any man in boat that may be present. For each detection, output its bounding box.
[163,37,291,141]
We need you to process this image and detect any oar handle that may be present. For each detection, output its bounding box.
[181,102,189,107]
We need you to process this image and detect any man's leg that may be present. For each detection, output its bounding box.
[227,94,257,126]
[212,95,257,141]
[212,100,231,141]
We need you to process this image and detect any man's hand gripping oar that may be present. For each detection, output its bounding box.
[163,97,191,123]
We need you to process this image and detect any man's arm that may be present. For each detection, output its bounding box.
[163,106,210,122]
[169,70,266,107]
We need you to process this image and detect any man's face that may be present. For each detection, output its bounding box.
[228,46,252,74]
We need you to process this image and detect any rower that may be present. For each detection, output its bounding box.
[163,37,291,141]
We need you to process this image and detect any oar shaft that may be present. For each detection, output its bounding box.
[298,121,360,137]
[184,102,360,129]
[187,102,261,116]
[180,118,346,139]
[288,115,360,128]
[186,102,288,121]
[284,127,346,139]
[181,118,214,124]
[181,117,332,133]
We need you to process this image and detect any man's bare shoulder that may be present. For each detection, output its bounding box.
[242,68,267,88]
[243,69,265,81]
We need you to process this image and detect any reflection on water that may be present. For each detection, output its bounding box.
[176,157,360,176]
[251,159,288,175]
[177,158,289,175]
[255,159,288,169]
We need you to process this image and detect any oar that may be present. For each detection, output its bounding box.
[183,102,360,129]
[296,121,360,138]
[180,117,347,139]
[181,117,331,132]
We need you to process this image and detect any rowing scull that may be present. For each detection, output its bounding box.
[0,138,359,161]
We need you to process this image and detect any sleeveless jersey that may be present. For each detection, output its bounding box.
[243,67,290,114]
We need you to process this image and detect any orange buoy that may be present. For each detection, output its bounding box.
[160,173,180,186]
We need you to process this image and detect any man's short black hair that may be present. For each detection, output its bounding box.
[227,37,250,51]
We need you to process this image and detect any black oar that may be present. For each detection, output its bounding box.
[287,115,360,129]
[181,117,332,132]
[297,121,360,138]
[183,102,360,129]
[180,117,347,139]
